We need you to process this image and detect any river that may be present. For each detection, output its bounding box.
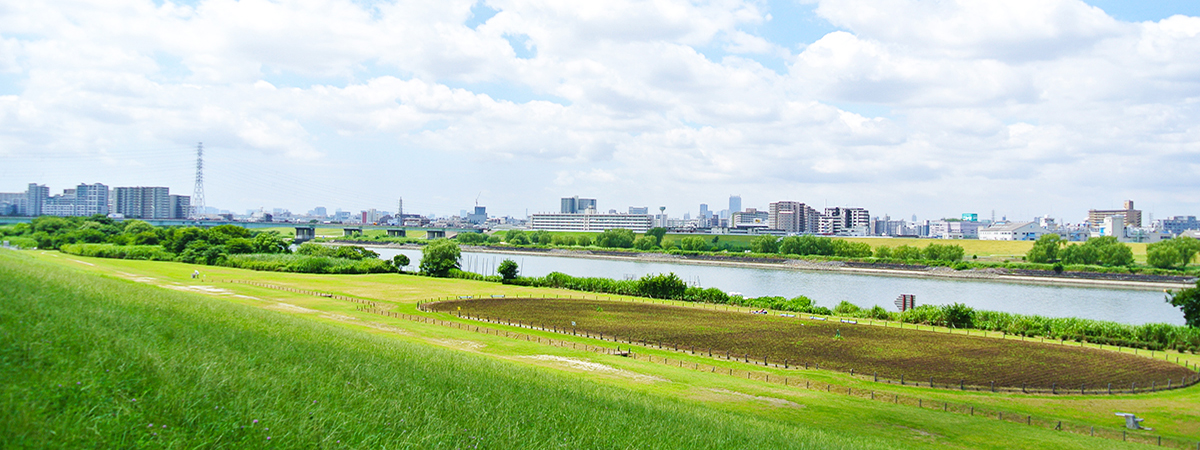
[373,247,1185,326]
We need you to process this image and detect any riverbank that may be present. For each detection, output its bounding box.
[341,241,1196,291]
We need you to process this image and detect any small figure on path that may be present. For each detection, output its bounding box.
[192,270,199,279]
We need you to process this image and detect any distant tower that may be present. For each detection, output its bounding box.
[191,142,206,219]
[729,195,742,213]
[397,197,403,224]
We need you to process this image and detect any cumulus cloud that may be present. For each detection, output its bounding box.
[0,0,1198,218]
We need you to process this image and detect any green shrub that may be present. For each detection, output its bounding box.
[60,243,175,261]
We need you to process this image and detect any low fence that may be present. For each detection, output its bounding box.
[417,296,1200,396]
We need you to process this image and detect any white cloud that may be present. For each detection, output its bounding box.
[0,0,1198,218]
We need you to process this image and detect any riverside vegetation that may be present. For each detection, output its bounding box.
[1,216,394,274]
[323,226,1200,276]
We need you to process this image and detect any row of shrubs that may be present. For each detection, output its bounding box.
[219,254,395,274]
[60,242,398,275]
[60,243,180,261]
[827,302,1200,351]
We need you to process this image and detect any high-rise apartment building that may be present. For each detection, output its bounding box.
[729,195,742,214]
[113,186,175,219]
[1088,200,1142,228]
[769,201,819,233]
[26,183,49,217]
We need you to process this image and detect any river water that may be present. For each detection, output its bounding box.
[374,247,1185,326]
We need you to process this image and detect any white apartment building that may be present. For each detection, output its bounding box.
[530,212,654,232]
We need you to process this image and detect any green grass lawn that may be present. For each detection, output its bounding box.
[6,249,1197,448]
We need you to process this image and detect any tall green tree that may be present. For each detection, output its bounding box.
[644,227,667,246]
[1148,237,1200,269]
[679,236,710,251]
[1025,233,1063,263]
[1060,236,1133,266]
[595,229,635,248]
[419,239,461,277]
[1167,281,1200,327]
[750,234,779,254]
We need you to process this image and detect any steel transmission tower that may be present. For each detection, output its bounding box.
[191,142,206,219]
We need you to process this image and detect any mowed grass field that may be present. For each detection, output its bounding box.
[430,298,1193,390]
[6,250,1199,447]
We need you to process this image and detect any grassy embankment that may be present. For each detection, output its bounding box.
[8,250,1199,447]
[0,250,885,449]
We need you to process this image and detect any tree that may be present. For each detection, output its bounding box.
[392,254,410,272]
[632,236,656,250]
[504,229,530,245]
[1025,233,1063,263]
[679,236,710,251]
[750,234,779,254]
[498,259,519,281]
[419,239,460,277]
[1060,236,1133,267]
[1148,237,1200,269]
[1167,281,1200,328]
[529,230,552,245]
[456,232,487,245]
[251,231,290,253]
[595,229,635,248]
[644,227,667,246]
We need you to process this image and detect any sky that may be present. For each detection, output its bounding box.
[2,0,1199,223]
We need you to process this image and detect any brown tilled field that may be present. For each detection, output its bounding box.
[429,297,1195,391]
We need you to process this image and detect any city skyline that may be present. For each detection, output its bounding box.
[3,1,1200,220]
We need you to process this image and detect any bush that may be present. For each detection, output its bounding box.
[638,273,687,299]
[456,232,488,245]
[595,229,635,248]
[220,254,394,274]
[60,243,175,261]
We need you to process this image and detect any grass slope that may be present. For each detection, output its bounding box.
[0,250,884,449]
[11,250,1197,447]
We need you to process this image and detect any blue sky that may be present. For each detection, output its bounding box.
[2,0,1199,223]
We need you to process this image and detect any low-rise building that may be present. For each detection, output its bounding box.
[979,221,1049,241]
[1159,216,1200,236]
[929,219,983,239]
[1091,215,1170,243]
